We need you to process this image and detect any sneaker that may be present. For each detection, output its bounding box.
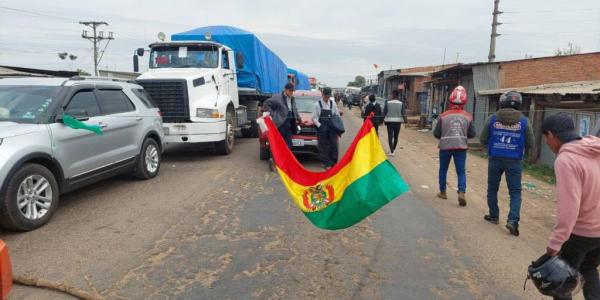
[484,215,499,224]
[506,222,520,236]
[437,191,447,200]
[457,192,467,207]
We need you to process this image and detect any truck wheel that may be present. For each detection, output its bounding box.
[215,109,235,155]
[133,138,161,179]
[0,163,59,231]
[241,120,259,138]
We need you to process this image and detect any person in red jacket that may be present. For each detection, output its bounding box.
[542,113,600,300]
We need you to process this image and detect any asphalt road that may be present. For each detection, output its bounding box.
[2,109,522,299]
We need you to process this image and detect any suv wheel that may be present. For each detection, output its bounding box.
[133,138,161,179]
[0,164,59,231]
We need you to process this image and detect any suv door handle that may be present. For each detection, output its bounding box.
[136,117,143,121]
[98,122,108,129]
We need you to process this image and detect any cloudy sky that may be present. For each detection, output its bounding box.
[0,0,599,86]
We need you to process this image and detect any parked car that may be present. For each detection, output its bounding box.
[0,76,165,231]
[259,90,324,160]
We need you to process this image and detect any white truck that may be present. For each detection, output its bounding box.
[133,26,288,154]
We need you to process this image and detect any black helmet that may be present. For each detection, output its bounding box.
[526,254,583,298]
[499,91,522,109]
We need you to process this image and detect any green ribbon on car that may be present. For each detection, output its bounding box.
[62,114,103,136]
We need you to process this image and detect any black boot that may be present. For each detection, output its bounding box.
[506,222,519,236]
[484,215,499,224]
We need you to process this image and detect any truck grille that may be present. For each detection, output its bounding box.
[137,79,189,123]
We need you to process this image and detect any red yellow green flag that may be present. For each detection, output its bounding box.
[262,116,409,230]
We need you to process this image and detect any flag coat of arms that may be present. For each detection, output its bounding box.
[260,116,409,230]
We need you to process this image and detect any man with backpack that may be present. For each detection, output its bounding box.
[480,91,534,236]
[362,94,383,135]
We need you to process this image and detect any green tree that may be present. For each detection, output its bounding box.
[347,75,366,87]
[354,75,366,87]
[554,42,582,56]
[77,69,91,76]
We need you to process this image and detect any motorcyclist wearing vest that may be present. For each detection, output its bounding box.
[313,87,341,170]
[433,86,476,207]
[480,91,534,237]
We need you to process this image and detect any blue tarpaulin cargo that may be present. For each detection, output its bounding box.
[287,68,311,91]
[172,26,288,95]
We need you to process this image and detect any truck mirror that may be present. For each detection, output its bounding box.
[136,48,145,56]
[235,52,244,69]
[133,55,139,73]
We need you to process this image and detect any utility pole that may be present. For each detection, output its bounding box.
[488,0,503,62]
[80,21,114,76]
[455,52,461,64]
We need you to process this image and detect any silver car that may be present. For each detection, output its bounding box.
[0,76,165,231]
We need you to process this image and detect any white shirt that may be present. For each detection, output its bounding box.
[312,99,339,128]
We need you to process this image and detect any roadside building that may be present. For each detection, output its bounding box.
[378,65,453,116]
[0,65,78,78]
[98,70,140,80]
[480,80,600,166]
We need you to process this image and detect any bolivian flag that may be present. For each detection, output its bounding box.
[261,117,409,230]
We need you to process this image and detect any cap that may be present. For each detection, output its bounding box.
[322,87,332,96]
[541,113,581,143]
[284,83,295,91]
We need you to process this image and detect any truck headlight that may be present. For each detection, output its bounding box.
[196,108,221,118]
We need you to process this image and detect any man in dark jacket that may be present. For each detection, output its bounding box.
[263,83,301,148]
[433,86,476,207]
[480,91,535,237]
[362,94,383,134]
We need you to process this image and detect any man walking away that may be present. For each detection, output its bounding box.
[433,86,476,207]
[313,87,341,170]
[263,83,301,149]
[480,91,534,237]
[362,94,383,135]
[542,113,600,300]
[384,90,407,156]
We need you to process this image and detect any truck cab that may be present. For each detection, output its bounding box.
[136,41,247,154]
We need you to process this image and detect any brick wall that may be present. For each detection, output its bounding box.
[499,52,600,88]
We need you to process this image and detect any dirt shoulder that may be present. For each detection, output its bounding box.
[383,123,563,299]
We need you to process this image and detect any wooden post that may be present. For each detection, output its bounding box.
[529,97,545,164]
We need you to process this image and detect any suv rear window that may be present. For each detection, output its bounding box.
[132,88,156,108]
[96,90,135,114]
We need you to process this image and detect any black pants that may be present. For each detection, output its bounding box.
[318,127,339,168]
[386,122,402,153]
[279,124,293,149]
[554,234,600,300]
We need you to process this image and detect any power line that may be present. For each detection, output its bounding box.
[0,5,77,23]
[503,19,600,25]
[504,8,600,14]
[503,31,600,36]
[80,21,114,76]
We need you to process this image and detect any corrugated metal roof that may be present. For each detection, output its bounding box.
[478,80,600,95]
[0,66,45,77]
[397,71,432,77]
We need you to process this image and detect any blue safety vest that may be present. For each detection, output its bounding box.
[488,115,527,160]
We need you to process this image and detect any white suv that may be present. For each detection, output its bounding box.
[0,76,165,231]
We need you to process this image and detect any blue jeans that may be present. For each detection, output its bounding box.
[486,158,523,223]
[438,150,467,193]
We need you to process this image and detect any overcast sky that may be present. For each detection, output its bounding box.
[1,0,599,86]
